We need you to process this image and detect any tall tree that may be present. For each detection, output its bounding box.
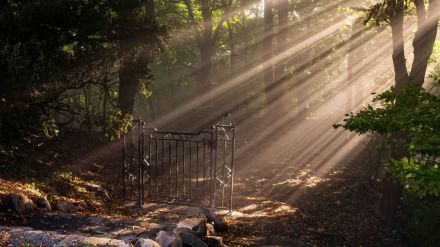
[273,0,289,112]
[366,0,440,222]
[182,0,225,92]
[117,0,163,115]
[263,0,275,108]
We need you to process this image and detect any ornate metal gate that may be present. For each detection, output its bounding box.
[122,114,236,212]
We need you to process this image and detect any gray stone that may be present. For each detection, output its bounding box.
[149,222,167,230]
[110,227,146,236]
[137,232,156,240]
[10,194,34,214]
[88,216,106,224]
[175,228,207,247]
[9,229,64,246]
[135,238,161,247]
[92,225,113,233]
[201,208,228,233]
[120,234,138,244]
[155,230,183,247]
[177,218,207,236]
[162,213,179,220]
[55,200,77,213]
[108,238,131,247]
[109,218,124,224]
[35,196,52,211]
[58,235,87,245]
[81,236,112,245]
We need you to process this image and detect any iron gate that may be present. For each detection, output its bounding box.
[122,114,236,212]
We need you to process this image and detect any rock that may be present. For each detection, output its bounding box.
[201,208,228,233]
[35,196,51,211]
[177,218,207,236]
[10,194,34,214]
[55,199,77,213]
[205,236,226,247]
[135,238,161,247]
[88,216,106,224]
[92,225,113,233]
[120,234,138,245]
[108,239,131,247]
[137,232,157,240]
[9,228,65,246]
[156,230,183,247]
[175,228,207,247]
[162,213,179,220]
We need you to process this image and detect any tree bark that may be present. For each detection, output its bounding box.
[409,0,440,85]
[183,0,213,93]
[271,0,289,113]
[375,0,440,223]
[117,0,156,116]
[389,1,409,89]
[227,20,236,75]
[263,0,275,108]
[200,0,214,88]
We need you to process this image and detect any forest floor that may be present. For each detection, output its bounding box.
[220,163,405,246]
[0,129,408,246]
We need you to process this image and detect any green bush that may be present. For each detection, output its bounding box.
[335,85,440,198]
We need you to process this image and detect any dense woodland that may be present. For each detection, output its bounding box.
[1,0,440,246]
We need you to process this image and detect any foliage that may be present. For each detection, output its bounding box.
[0,0,164,144]
[388,157,440,197]
[42,119,59,139]
[401,199,440,246]
[429,40,440,84]
[363,0,414,26]
[335,85,440,198]
[105,111,133,140]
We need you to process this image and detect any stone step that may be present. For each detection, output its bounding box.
[1,226,129,247]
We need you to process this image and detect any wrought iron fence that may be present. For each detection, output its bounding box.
[121,113,236,212]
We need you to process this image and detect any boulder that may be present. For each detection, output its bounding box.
[177,218,207,236]
[201,208,228,233]
[156,230,183,247]
[175,228,207,247]
[35,196,51,211]
[55,200,77,213]
[135,238,161,247]
[10,194,35,214]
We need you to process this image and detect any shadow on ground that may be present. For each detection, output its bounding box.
[221,143,404,246]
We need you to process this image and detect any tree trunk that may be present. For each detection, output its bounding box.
[118,58,139,115]
[409,0,440,85]
[375,0,439,222]
[198,0,214,92]
[389,2,409,89]
[227,20,236,75]
[374,2,408,223]
[263,0,275,108]
[117,0,156,116]
[271,0,289,113]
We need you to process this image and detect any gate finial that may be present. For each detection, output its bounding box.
[219,112,232,125]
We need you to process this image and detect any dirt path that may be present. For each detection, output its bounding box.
[220,161,405,246]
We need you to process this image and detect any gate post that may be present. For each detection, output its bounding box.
[229,125,236,213]
[136,119,144,208]
[210,125,217,211]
